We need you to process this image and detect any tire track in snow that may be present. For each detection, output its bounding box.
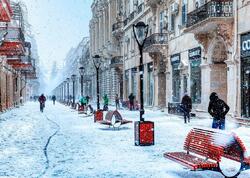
[38,114,60,178]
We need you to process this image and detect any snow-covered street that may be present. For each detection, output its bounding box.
[1,102,250,178]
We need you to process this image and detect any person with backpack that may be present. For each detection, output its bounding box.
[103,94,109,111]
[208,92,230,130]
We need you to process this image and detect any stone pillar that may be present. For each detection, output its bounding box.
[200,63,211,110]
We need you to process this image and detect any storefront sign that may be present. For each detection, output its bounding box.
[171,54,180,65]
[189,47,201,67]
[241,33,250,58]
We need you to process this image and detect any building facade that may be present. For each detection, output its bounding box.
[44,0,246,119]
[0,1,37,112]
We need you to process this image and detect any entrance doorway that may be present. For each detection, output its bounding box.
[210,41,228,102]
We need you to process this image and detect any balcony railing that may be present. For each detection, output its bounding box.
[186,0,233,28]
[1,27,25,42]
[124,18,128,26]
[137,3,144,14]
[128,11,135,22]
[112,22,123,32]
[144,33,168,50]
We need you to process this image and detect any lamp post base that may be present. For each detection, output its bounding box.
[134,121,154,146]
[94,109,103,122]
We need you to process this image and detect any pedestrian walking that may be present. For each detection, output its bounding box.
[128,93,135,111]
[115,94,120,110]
[103,94,109,111]
[181,93,192,123]
[52,95,56,105]
[38,94,46,112]
[208,92,230,130]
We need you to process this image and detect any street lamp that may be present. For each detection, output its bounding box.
[66,77,70,105]
[71,74,76,108]
[133,21,154,146]
[92,54,102,110]
[79,66,84,97]
[92,54,103,122]
[133,21,148,122]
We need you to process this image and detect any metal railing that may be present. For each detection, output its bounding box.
[137,3,144,14]
[186,0,233,28]
[112,22,122,32]
[128,11,135,22]
[144,33,168,49]
[0,27,25,42]
[123,18,128,26]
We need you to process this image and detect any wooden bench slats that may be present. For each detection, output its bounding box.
[164,152,218,170]
[98,110,132,127]
[164,128,250,177]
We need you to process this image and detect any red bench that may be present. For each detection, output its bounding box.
[164,128,250,178]
[98,110,132,129]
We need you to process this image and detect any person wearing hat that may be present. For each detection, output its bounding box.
[208,92,230,130]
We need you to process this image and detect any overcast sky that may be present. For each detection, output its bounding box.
[20,0,92,72]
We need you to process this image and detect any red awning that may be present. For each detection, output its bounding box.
[0,0,13,22]
[0,41,25,56]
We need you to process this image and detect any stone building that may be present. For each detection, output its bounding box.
[50,0,245,119]
[0,1,37,112]
[52,37,95,105]
[89,0,124,102]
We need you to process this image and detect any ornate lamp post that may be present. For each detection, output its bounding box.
[92,54,103,122]
[71,74,76,108]
[79,66,84,97]
[133,21,154,146]
[66,78,70,105]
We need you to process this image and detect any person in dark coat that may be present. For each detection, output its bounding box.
[52,95,56,105]
[38,94,46,112]
[115,94,120,110]
[181,93,192,123]
[128,93,135,111]
[208,92,230,130]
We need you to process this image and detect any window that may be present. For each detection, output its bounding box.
[159,11,164,33]
[182,0,187,25]
[170,14,175,32]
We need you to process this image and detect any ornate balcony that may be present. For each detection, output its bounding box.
[110,56,123,69]
[185,0,233,34]
[112,22,123,38]
[144,33,168,53]
[103,42,121,58]
[145,0,162,8]
[0,27,25,56]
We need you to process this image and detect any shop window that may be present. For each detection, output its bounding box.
[171,54,181,102]
[189,47,202,103]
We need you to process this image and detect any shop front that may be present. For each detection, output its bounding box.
[189,47,201,104]
[241,32,250,118]
[171,54,181,102]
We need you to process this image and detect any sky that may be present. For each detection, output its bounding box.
[18,0,93,74]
